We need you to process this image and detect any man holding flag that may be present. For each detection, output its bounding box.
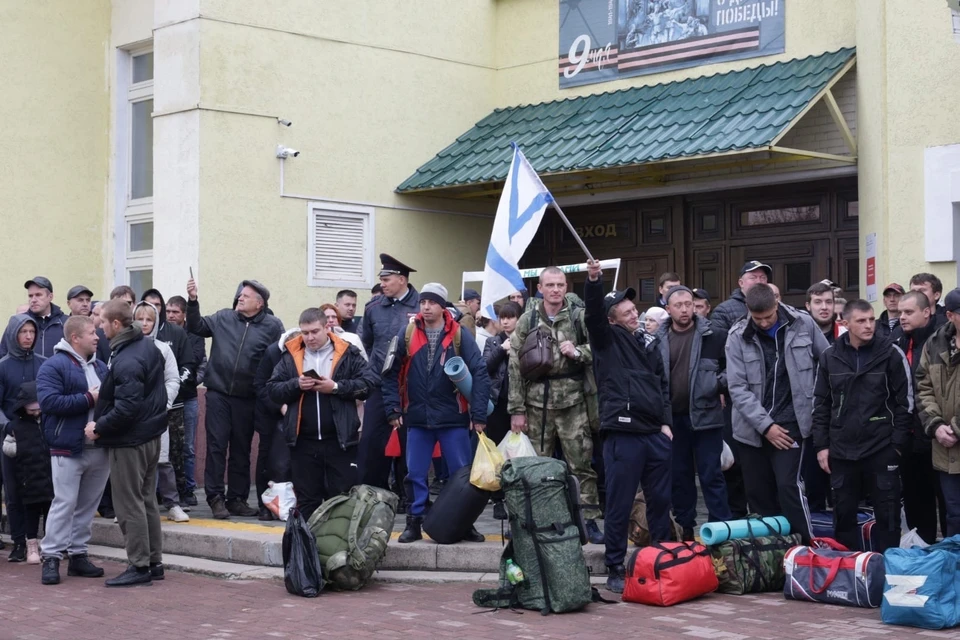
[480,143,603,544]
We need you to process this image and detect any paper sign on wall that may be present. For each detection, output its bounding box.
[865,232,877,302]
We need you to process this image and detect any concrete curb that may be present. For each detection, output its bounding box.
[89,519,611,573]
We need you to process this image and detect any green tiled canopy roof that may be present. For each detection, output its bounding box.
[397,48,855,193]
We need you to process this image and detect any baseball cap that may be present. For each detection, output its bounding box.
[883,283,905,295]
[67,285,94,300]
[24,277,53,292]
[944,288,960,313]
[691,288,710,302]
[463,288,481,302]
[603,287,636,314]
[739,261,772,279]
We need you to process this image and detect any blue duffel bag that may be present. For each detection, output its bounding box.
[882,535,960,629]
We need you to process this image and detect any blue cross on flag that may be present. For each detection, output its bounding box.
[480,144,554,319]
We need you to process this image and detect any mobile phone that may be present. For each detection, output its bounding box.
[303,369,321,380]
[189,267,194,279]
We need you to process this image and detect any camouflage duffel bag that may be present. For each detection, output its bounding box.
[710,532,802,594]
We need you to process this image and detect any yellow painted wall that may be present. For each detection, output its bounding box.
[879,0,960,291]
[493,0,857,106]
[0,0,111,315]
[193,2,500,325]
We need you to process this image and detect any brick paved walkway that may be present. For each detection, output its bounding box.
[3,555,960,640]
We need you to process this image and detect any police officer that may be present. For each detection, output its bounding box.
[508,266,603,544]
[359,254,420,506]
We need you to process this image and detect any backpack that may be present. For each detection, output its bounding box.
[472,457,602,615]
[307,484,399,591]
[520,307,599,430]
[628,490,684,547]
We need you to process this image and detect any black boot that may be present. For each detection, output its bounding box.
[209,496,230,520]
[226,498,258,517]
[41,557,60,585]
[585,519,604,545]
[258,506,276,521]
[606,563,626,594]
[68,554,105,578]
[462,526,485,543]
[398,516,423,543]
[7,541,26,563]
[105,565,152,587]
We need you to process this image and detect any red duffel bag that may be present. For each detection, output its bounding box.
[623,541,719,606]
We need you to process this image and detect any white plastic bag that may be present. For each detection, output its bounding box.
[497,432,538,460]
[720,441,735,471]
[900,528,930,549]
[261,481,297,521]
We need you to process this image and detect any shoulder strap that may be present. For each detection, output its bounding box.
[404,322,415,354]
[571,307,586,344]
[528,309,539,333]
[345,490,379,570]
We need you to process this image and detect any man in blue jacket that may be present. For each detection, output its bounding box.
[36,316,108,585]
[382,283,490,543]
[584,260,672,594]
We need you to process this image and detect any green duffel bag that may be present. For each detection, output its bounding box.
[473,457,604,615]
[307,484,398,591]
[710,532,802,594]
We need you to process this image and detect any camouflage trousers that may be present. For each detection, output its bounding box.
[168,407,187,498]
[526,402,601,519]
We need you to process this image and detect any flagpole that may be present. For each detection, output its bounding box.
[549,200,594,262]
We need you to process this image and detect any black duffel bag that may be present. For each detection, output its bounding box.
[423,464,490,544]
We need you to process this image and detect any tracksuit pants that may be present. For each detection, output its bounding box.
[204,390,256,504]
[291,438,357,520]
[737,421,812,544]
[603,430,672,568]
[41,448,110,559]
[830,447,901,552]
[406,426,472,518]
[671,414,731,529]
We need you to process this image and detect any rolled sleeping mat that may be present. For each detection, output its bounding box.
[443,356,495,416]
[699,516,792,546]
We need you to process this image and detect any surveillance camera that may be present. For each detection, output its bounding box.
[277,118,292,127]
[276,145,300,159]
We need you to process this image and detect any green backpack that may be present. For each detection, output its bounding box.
[473,457,603,615]
[307,484,398,591]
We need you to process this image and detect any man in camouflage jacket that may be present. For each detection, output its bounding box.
[508,267,602,544]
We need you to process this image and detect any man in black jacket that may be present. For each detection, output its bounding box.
[710,260,772,519]
[894,291,946,543]
[268,308,372,519]
[85,299,168,587]
[186,277,283,519]
[813,299,913,552]
[164,295,206,505]
[358,254,419,502]
[252,328,295,520]
[584,260,671,594]
[0,277,68,359]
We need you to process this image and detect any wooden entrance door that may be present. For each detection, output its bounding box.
[625,255,672,310]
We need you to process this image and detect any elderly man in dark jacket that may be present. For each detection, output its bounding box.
[584,260,671,594]
[383,283,489,544]
[656,286,731,540]
[37,315,108,585]
[186,277,283,519]
[268,308,373,519]
[86,299,169,587]
[359,254,420,506]
[0,314,44,562]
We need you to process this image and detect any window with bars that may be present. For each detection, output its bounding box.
[307,203,374,287]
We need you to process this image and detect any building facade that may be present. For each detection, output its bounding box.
[2,0,960,319]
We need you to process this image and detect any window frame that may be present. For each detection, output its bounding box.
[306,202,376,289]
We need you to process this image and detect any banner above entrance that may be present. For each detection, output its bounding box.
[558,0,786,89]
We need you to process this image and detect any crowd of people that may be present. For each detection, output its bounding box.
[2,254,959,596]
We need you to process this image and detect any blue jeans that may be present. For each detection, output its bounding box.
[671,414,731,529]
[406,426,472,517]
[182,397,199,492]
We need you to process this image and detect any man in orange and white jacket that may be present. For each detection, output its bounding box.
[267,307,374,519]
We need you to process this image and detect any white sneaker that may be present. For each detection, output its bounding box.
[167,505,190,523]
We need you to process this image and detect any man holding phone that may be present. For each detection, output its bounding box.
[267,308,372,518]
